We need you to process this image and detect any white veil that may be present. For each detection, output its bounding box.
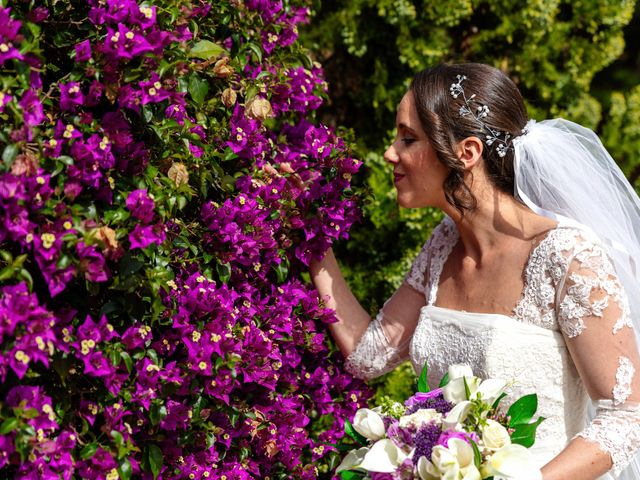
[513,118,640,479]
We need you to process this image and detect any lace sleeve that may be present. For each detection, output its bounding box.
[557,234,640,475]
[344,310,411,380]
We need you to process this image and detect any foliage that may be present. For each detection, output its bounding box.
[0,0,373,478]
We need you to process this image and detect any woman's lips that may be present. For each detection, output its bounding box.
[393,173,405,184]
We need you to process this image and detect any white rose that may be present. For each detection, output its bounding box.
[481,419,511,451]
[399,408,442,429]
[482,444,542,480]
[430,438,481,480]
[358,439,409,473]
[352,408,386,440]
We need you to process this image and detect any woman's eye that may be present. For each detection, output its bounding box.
[401,137,415,145]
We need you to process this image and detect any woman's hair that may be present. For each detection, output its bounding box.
[410,63,528,214]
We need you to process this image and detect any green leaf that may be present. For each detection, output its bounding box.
[147,444,163,479]
[120,351,133,373]
[79,442,98,460]
[340,471,366,480]
[149,402,167,426]
[217,262,231,283]
[463,376,471,400]
[510,417,545,448]
[188,74,209,106]
[189,40,225,60]
[0,418,19,435]
[507,394,538,427]
[438,372,450,388]
[118,457,132,480]
[469,439,482,469]
[2,144,18,167]
[491,392,508,410]
[246,42,263,63]
[274,262,288,283]
[417,363,429,393]
[344,418,367,446]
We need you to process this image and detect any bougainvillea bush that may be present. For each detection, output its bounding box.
[0,0,371,478]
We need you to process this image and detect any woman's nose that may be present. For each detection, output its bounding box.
[384,143,398,164]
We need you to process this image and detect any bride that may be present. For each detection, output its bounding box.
[310,63,640,479]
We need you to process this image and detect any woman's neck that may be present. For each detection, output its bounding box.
[443,188,555,261]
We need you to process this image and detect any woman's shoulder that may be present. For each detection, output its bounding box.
[534,220,614,278]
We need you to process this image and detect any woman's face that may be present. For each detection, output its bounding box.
[384,91,449,209]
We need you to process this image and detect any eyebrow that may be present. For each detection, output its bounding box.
[398,122,417,134]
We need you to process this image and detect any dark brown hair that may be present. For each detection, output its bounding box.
[410,63,528,214]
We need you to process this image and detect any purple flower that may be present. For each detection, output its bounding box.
[27,6,49,23]
[126,188,155,223]
[437,430,479,448]
[102,24,154,60]
[0,22,24,65]
[413,423,441,466]
[0,7,22,41]
[405,390,453,415]
[82,350,115,377]
[77,241,109,282]
[74,39,92,62]
[19,90,44,127]
[129,223,166,249]
[405,388,443,407]
[0,91,10,113]
[139,73,170,104]
[59,82,85,111]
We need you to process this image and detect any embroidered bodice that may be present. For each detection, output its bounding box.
[345,217,640,478]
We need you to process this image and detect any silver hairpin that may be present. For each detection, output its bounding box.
[449,75,512,157]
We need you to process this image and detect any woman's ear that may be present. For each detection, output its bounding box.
[456,136,484,170]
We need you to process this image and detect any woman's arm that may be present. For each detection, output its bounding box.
[541,238,640,479]
[310,248,372,356]
[310,248,426,378]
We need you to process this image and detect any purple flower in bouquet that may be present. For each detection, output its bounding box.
[405,388,453,415]
[437,430,479,448]
[413,423,443,467]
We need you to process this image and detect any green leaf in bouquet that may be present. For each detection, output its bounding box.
[464,376,471,400]
[469,438,482,469]
[417,363,429,393]
[438,371,450,388]
[340,471,366,480]
[510,416,545,448]
[507,394,538,427]
[491,392,508,410]
[344,418,368,446]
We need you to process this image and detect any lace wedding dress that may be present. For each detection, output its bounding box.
[345,217,640,479]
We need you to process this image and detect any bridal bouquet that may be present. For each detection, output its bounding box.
[336,364,544,480]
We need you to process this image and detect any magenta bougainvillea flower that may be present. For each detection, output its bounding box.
[0,1,370,478]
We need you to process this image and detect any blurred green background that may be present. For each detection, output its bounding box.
[300,0,640,402]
